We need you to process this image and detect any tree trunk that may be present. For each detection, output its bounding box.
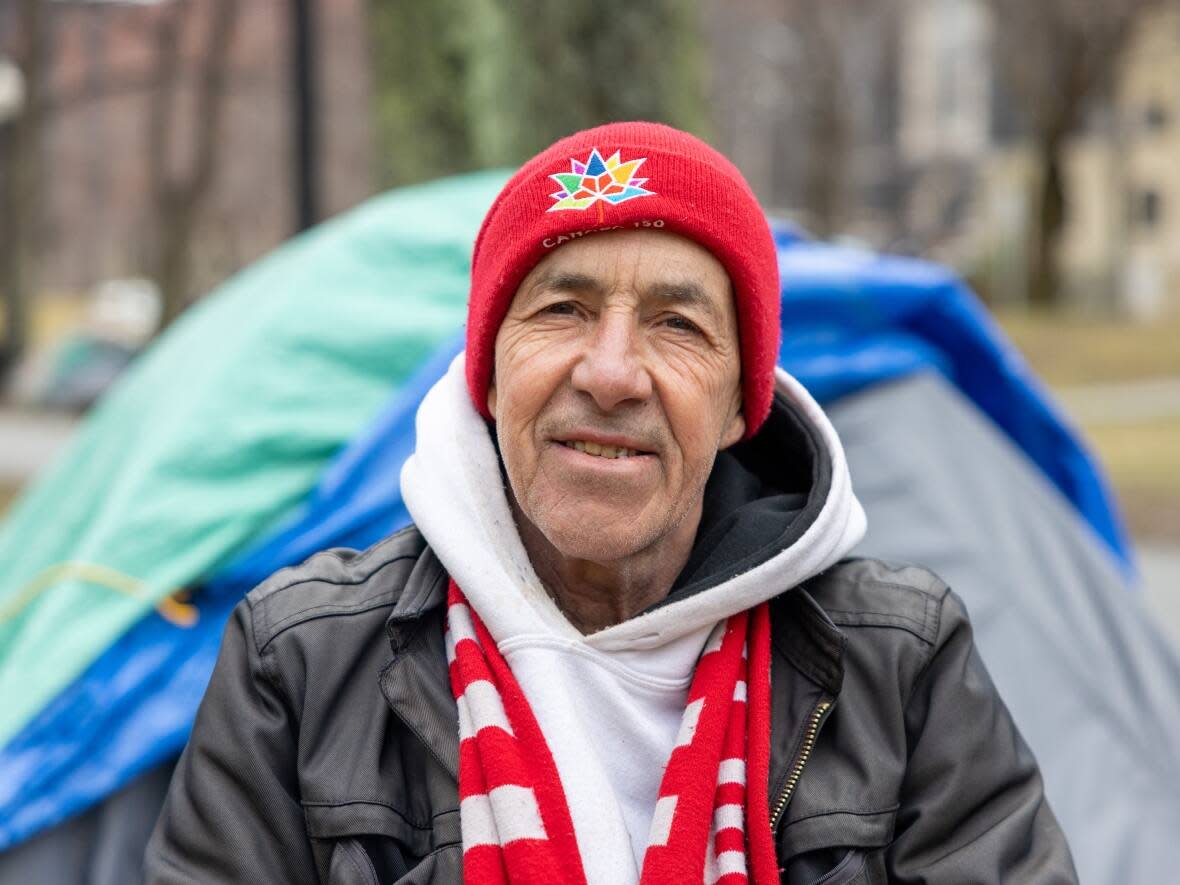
[1027,128,1068,309]
[156,190,195,328]
[794,0,851,239]
[987,0,1159,310]
[148,0,238,329]
[0,0,46,378]
[80,6,110,284]
[803,74,848,238]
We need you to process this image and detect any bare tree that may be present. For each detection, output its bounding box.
[989,0,1166,308]
[147,0,238,328]
[705,0,899,237]
[779,0,854,238]
[80,5,111,284]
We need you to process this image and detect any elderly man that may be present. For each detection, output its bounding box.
[146,123,1077,884]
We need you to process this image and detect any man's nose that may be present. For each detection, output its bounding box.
[570,310,653,411]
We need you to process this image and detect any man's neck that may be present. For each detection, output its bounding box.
[510,497,700,634]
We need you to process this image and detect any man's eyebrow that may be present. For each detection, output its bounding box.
[526,271,725,318]
[647,280,723,318]
[528,270,604,296]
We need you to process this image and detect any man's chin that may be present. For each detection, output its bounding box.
[534,513,657,564]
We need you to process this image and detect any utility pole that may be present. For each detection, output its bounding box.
[292,0,319,232]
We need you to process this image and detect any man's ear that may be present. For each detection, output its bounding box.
[719,400,746,450]
[487,379,497,417]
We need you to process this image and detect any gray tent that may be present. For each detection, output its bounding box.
[835,373,1180,883]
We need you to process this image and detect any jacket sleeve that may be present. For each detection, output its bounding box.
[886,589,1079,884]
[144,600,318,884]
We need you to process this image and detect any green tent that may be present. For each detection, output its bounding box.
[0,171,508,747]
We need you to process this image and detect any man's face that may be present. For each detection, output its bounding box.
[488,229,746,565]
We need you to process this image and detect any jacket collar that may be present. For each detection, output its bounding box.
[385,543,449,637]
[380,545,459,779]
[771,583,845,696]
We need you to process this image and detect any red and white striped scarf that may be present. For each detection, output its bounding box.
[445,579,778,884]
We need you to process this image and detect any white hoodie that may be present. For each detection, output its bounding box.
[400,354,865,885]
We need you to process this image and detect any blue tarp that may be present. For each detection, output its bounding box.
[769,225,1130,567]
[0,217,1131,852]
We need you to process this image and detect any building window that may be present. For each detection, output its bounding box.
[1145,103,1169,131]
[1131,189,1163,228]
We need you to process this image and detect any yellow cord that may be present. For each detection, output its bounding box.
[0,561,199,627]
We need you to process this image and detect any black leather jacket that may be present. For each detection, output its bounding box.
[145,526,1077,884]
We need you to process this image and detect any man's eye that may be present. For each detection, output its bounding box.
[664,315,702,335]
[542,301,579,316]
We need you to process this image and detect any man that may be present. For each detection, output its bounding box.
[146,123,1078,883]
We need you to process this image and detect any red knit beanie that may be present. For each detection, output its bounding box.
[467,121,781,438]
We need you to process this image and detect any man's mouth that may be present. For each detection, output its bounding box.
[559,439,643,460]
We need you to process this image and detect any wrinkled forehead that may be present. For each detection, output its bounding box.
[511,228,736,317]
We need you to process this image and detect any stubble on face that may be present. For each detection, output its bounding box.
[487,230,745,629]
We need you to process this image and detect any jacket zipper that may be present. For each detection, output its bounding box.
[770,699,832,833]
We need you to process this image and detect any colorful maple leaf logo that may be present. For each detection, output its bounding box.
[548,148,655,219]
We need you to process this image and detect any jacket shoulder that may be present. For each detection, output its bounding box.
[244,524,429,650]
[803,558,950,646]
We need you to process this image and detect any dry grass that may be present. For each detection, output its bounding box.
[993,308,1180,544]
[1086,419,1180,491]
[1085,420,1180,543]
[994,309,1180,386]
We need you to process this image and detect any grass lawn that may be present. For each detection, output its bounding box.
[994,309,1180,544]
[1085,420,1180,543]
[995,309,1180,386]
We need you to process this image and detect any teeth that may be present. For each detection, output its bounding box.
[565,440,638,459]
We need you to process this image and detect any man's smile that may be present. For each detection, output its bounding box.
[559,440,640,459]
[547,439,659,475]
[550,429,658,461]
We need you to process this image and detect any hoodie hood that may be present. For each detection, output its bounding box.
[401,352,866,881]
[400,352,866,653]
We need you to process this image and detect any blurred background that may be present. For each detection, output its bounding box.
[0,0,1177,632]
